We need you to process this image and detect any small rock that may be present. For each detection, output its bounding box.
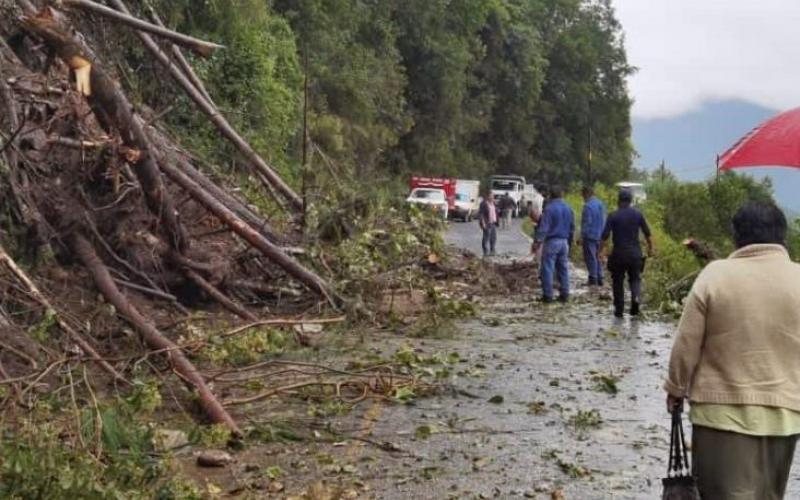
[196,450,234,467]
[268,481,285,493]
[152,429,189,452]
[524,491,537,498]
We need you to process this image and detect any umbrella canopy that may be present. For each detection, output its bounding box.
[719,107,800,171]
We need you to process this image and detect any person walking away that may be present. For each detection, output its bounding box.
[665,202,800,500]
[600,189,653,317]
[478,192,498,257]
[579,186,606,286]
[500,193,513,229]
[532,186,574,303]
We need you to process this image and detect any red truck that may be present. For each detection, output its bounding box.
[407,176,457,219]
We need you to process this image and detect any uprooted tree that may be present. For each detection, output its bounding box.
[0,0,342,432]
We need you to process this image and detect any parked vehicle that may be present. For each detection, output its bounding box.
[615,182,647,204]
[406,188,449,219]
[452,179,480,221]
[522,183,544,218]
[489,175,542,217]
[410,176,456,205]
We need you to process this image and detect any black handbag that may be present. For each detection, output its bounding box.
[662,408,701,500]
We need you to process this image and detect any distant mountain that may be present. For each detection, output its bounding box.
[632,99,800,211]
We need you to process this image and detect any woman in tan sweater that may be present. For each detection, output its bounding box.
[665,201,800,500]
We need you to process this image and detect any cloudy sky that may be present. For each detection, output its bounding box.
[613,0,800,119]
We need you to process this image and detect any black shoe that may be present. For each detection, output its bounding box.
[630,301,640,316]
[597,279,604,287]
[538,296,554,304]
[557,295,569,303]
[586,278,596,287]
[614,310,624,318]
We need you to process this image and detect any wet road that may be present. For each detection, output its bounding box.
[444,218,532,260]
[227,223,800,499]
[357,223,800,498]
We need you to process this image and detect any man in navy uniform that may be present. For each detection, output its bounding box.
[532,186,575,303]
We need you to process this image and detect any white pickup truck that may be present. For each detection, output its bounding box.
[489,175,543,218]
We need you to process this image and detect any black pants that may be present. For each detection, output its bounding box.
[608,253,643,314]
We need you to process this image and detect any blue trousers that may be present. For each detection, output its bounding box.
[582,239,603,283]
[541,238,569,299]
[482,225,497,256]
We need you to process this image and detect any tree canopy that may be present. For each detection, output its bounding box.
[151,0,634,189]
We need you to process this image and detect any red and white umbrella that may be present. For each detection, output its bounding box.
[719,107,800,170]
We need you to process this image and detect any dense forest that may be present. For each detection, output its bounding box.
[136,0,633,189]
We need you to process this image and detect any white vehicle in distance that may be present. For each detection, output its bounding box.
[489,175,542,217]
[490,175,526,217]
[452,179,480,221]
[406,188,449,219]
[615,182,647,204]
[523,183,544,219]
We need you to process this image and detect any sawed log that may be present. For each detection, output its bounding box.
[69,232,240,433]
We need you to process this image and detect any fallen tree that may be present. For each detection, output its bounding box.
[0,1,341,432]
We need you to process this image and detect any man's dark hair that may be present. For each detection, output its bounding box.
[732,201,787,248]
[618,189,633,205]
[581,186,594,196]
[550,185,564,198]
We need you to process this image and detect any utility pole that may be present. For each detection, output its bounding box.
[301,45,310,229]
[587,125,592,185]
[659,159,666,182]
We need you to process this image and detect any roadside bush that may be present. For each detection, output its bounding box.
[310,180,444,304]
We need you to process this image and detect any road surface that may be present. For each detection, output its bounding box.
[444,218,533,259]
[214,221,800,499]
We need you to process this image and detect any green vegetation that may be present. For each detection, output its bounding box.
[0,382,199,499]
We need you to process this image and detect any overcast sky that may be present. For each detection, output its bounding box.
[613,0,800,119]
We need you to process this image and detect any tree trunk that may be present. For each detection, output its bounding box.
[69,232,240,433]
[157,156,338,305]
[148,127,284,244]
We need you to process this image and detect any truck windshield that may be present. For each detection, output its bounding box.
[413,189,444,200]
[492,181,519,191]
[455,194,469,201]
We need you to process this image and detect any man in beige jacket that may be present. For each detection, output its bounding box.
[665,202,800,499]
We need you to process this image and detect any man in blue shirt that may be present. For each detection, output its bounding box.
[579,186,606,287]
[533,186,575,303]
[601,189,654,318]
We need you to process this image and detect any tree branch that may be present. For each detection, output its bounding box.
[59,0,223,57]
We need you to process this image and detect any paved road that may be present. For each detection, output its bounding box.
[444,218,533,259]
